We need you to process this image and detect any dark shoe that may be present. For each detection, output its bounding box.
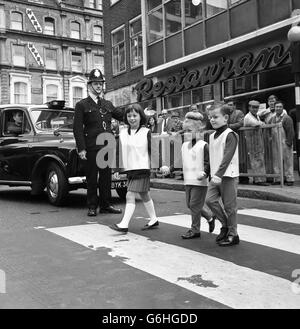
[87,208,97,217]
[285,182,294,186]
[100,205,122,214]
[181,230,201,239]
[218,235,240,247]
[253,182,269,186]
[271,181,280,185]
[215,227,228,242]
[208,216,216,233]
[141,220,159,230]
[109,223,128,233]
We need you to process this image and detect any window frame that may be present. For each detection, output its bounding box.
[71,51,83,72]
[11,11,23,31]
[12,44,26,67]
[70,21,81,39]
[44,17,55,36]
[45,48,57,70]
[93,25,103,42]
[129,16,143,69]
[9,73,31,104]
[111,24,126,75]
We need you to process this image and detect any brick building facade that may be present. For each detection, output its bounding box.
[0,0,104,106]
[103,0,149,110]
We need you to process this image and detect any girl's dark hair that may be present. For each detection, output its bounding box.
[123,103,147,127]
[147,115,157,126]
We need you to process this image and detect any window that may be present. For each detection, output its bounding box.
[45,48,57,70]
[12,45,25,67]
[14,82,27,103]
[111,27,126,75]
[93,25,103,42]
[89,0,96,7]
[165,0,182,36]
[185,0,203,27]
[97,0,103,10]
[71,52,82,72]
[206,0,227,18]
[94,54,104,73]
[148,0,161,11]
[130,18,143,68]
[223,74,258,97]
[46,84,58,102]
[148,7,163,43]
[3,110,31,136]
[71,21,81,39]
[44,17,55,35]
[73,87,83,106]
[11,11,23,30]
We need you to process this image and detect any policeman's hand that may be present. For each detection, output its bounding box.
[211,175,222,185]
[197,171,207,181]
[78,150,87,160]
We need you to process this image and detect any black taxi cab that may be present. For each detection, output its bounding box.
[0,100,127,206]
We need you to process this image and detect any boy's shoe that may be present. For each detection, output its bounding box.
[208,216,216,233]
[181,230,201,239]
[215,227,228,242]
[87,208,97,216]
[218,235,240,247]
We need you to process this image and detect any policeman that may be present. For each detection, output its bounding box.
[73,68,123,216]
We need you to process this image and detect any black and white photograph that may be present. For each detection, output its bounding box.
[0,0,300,316]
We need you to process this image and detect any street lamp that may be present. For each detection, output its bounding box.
[288,21,300,174]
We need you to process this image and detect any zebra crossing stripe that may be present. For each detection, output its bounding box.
[46,224,300,309]
[156,214,300,255]
[238,209,300,225]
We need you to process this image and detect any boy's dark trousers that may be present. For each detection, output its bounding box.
[206,177,238,236]
[185,185,208,233]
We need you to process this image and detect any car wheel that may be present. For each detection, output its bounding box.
[116,187,127,200]
[46,162,68,206]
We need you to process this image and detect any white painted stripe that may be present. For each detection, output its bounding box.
[156,214,300,255]
[46,224,300,309]
[238,209,300,225]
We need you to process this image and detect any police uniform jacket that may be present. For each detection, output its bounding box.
[73,96,123,152]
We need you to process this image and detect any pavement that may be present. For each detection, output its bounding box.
[150,172,300,204]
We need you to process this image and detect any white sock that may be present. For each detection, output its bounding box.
[143,200,158,225]
[118,202,135,228]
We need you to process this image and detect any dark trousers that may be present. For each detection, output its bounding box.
[86,150,111,209]
[185,185,208,233]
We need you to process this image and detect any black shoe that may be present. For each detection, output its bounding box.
[218,235,240,247]
[87,208,97,216]
[271,181,280,185]
[100,206,122,214]
[181,230,201,239]
[285,182,294,186]
[215,227,228,242]
[253,182,269,186]
[109,223,128,233]
[141,220,159,230]
[208,216,216,233]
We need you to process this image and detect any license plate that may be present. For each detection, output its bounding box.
[111,180,127,189]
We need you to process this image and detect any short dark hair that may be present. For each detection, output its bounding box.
[208,101,231,116]
[123,103,147,127]
[274,100,284,107]
[268,94,278,101]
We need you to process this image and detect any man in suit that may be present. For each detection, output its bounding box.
[73,68,123,216]
[157,109,173,134]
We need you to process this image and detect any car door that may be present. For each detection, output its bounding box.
[0,108,33,182]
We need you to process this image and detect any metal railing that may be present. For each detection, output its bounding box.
[151,124,284,186]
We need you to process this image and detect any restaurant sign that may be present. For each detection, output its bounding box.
[135,44,291,102]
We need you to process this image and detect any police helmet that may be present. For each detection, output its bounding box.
[87,68,105,84]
